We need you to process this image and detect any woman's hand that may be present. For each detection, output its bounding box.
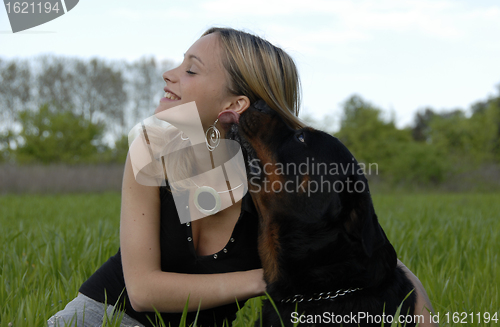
[397,259,438,327]
[248,268,267,296]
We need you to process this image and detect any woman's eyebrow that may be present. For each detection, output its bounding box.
[183,53,204,66]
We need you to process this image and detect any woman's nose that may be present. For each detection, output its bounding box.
[163,68,177,83]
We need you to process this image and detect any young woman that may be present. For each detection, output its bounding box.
[47,27,436,327]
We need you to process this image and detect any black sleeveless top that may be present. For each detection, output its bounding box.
[79,185,262,327]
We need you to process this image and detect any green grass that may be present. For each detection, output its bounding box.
[1,192,499,326]
[372,193,500,325]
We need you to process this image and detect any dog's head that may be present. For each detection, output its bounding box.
[228,100,388,258]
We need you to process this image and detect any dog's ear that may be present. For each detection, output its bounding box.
[343,180,387,257]
[252,99,276,116]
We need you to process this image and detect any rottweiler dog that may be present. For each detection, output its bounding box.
[226,100,416,327]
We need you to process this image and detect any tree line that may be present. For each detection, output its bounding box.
[1,55,499,189]
[0,55,173,164]
[308,91,500,189]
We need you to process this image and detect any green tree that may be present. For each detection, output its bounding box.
[0,58,31,125]
[471,94,500,162]
[388,141,449,184]
[15,104,106,164]
[428,108,498,166]
[0,129,17,163]
[336,94,410,164]
[336,95,447,185]
[411,107,436,142]
[96,133,129,164]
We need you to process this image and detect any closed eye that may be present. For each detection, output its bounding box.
[186,70,196,75]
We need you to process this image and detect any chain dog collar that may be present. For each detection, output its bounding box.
[280,288,363,304]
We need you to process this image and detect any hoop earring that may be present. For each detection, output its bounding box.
[180,132,189,140]
[205,118,220,151]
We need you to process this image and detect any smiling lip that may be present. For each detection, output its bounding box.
[160,87,181,102]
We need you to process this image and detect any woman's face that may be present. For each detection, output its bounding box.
[155,33,232,132]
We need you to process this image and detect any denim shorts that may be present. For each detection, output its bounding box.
[46,293,145,327]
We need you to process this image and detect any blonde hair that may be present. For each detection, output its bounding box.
[147,28,305,192]
[202,27,305,129]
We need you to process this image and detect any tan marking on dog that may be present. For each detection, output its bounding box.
[258,218,281,284]
[248,138,286,186]
[252,196,281,284]
[243,113,285,283]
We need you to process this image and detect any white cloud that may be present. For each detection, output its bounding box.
[202,0,500,41]
[106,0,500,56]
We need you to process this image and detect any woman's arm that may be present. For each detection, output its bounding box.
[397,259,438,327]
[120,152,266,313]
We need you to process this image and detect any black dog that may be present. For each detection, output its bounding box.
[228,100,416,327]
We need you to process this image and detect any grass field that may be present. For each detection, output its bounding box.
[1,192,499,326]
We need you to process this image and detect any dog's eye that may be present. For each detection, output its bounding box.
[296,132,305,143]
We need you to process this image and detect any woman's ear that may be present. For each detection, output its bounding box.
[218,97,249,130]
[228,96,250,114]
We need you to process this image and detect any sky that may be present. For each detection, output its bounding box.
[2,0,500,130]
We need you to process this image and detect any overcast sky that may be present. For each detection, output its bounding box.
[2,0,500,129]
